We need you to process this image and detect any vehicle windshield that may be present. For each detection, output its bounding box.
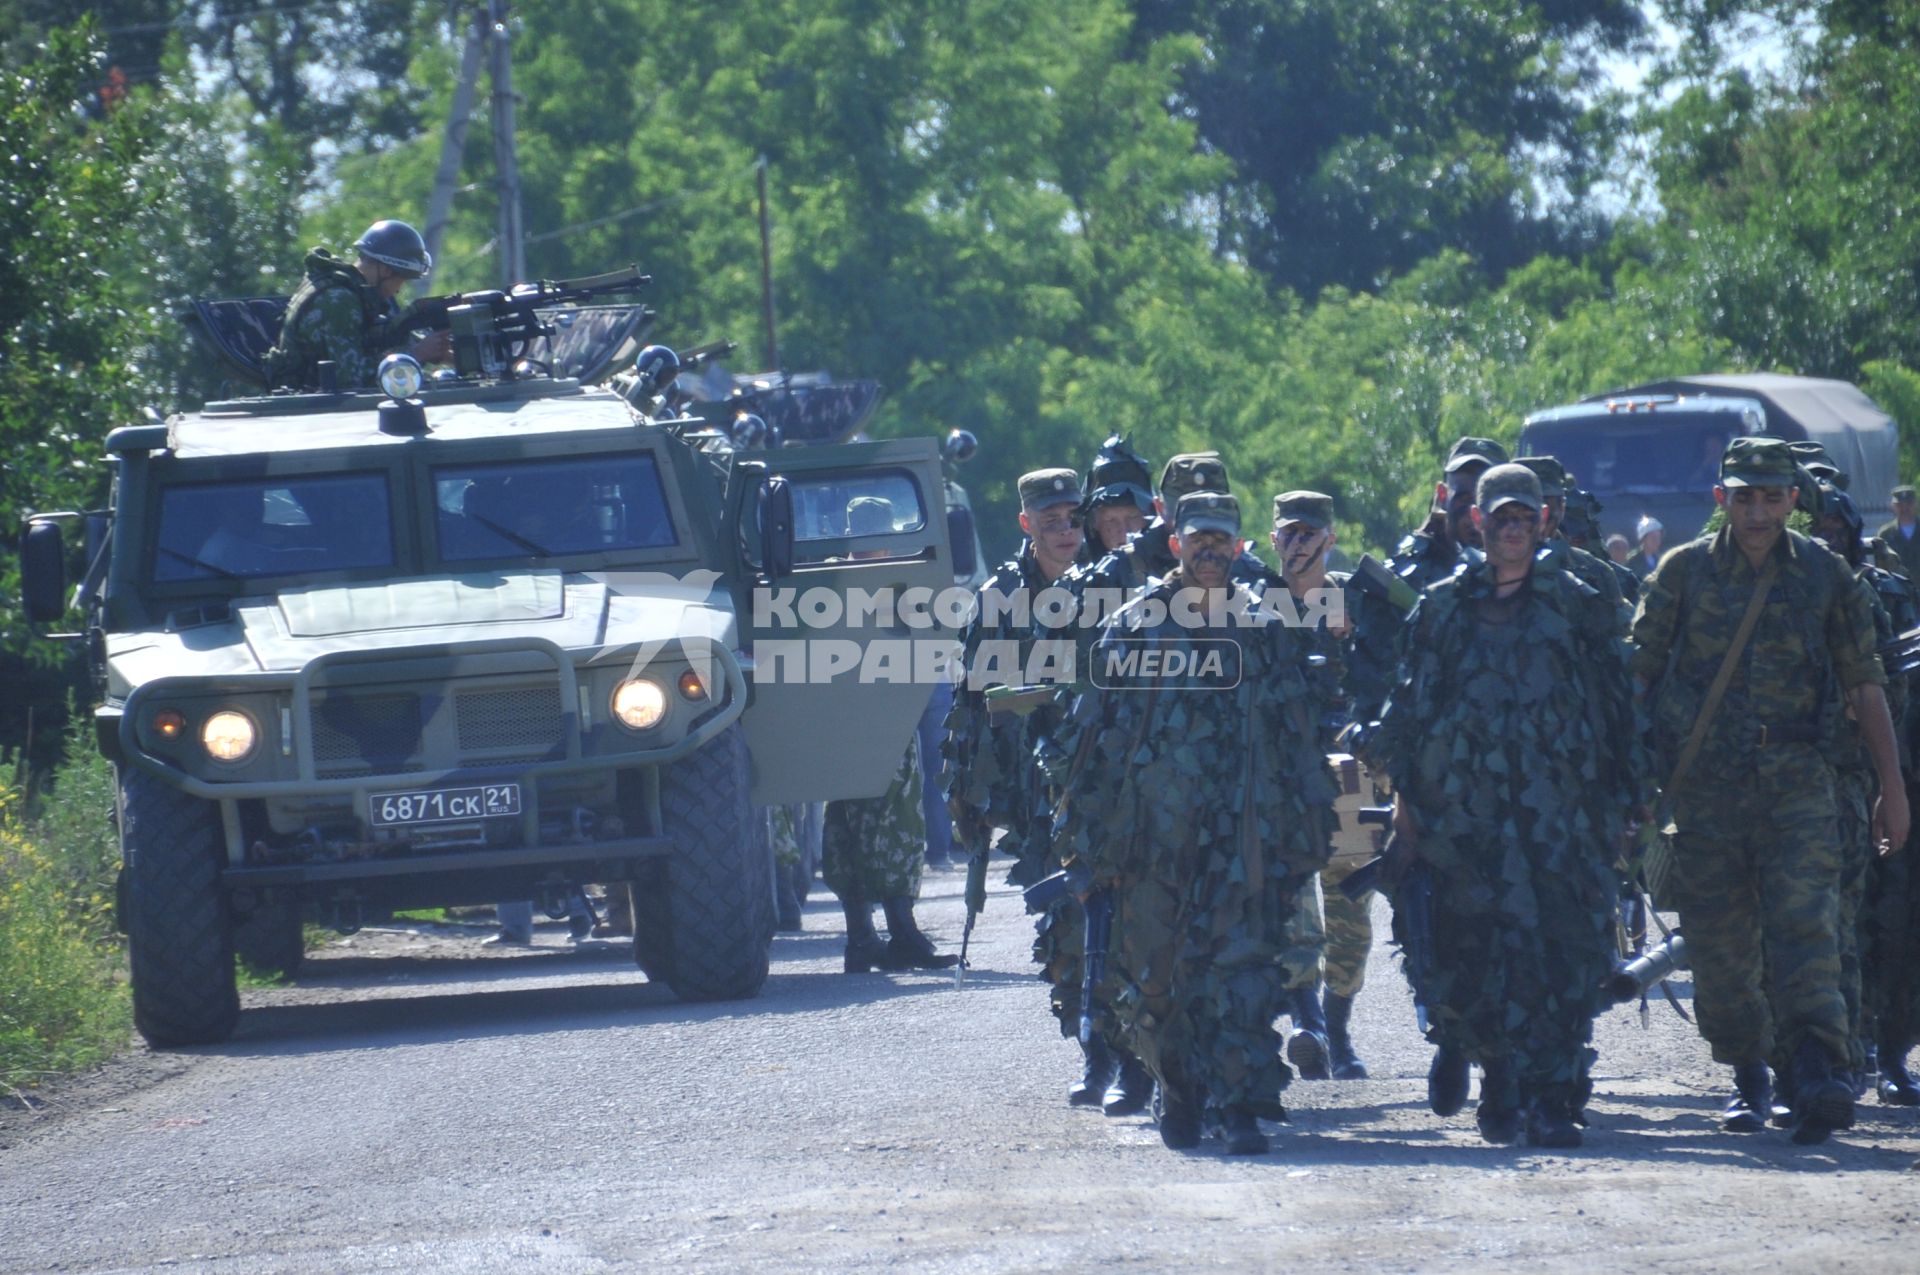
[435,453,677,561]
[153,472,394,582]
[1521,414,1737,496]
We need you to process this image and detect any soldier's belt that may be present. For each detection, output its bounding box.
[1752,722,1821,746]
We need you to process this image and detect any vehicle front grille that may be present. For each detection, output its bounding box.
[313,692,423,775]
[455,685,565,754]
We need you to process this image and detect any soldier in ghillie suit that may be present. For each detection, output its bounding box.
[1346,436,1505,760]
[1074,434,1155,562]
[1810,481,1916,1094]
[1515,456,1630,636]
[825,497,958,973]
[942,469,1088,1090]
[1560,482,1639,607]
[1631,437,1909,1145]
[1377,464,1640,1148]
[264,219,451,390]
[1050,492,1338,1155]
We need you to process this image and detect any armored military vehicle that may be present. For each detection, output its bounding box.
[20,277,954,1046]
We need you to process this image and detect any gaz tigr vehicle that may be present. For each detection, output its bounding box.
[21,304,952,1047]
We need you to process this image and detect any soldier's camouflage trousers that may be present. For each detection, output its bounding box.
[1834,767,1876,1069]
[1035,893,1087,1039]
[1668,751,1848,1066]
[1285,875,1326,992]
[1424,870,1611,1088]
[1103,873,1307,1117]
[1868,779,1920,1049]
[1320,854,1374,998]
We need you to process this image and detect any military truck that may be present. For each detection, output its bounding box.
[1518,372,1901,546]
[19,286,953,1047]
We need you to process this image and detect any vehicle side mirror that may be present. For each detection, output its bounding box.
[21,520,67,624]
[758,475,794,580]
[948,505,978,581]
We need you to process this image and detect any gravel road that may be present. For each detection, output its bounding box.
[4,867,1918,1273]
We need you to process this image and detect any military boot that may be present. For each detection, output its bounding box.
[1474,1057,1520,1145]
[1525,1083,1583,1149]
[1158,1082,1201,1151]
[840,893,890,973]
[1324,991,1368,1079]
[1219,1106,1270,1155]
[1428,1043,1470,1117]
[1788,1038,1856,1146]
[1877,1035,1920,1106]
[1103,1049,1153,1116]
[1287,987,1332,1081]
[1069,1038,1114,1107]
[1720,1061,1772,1133]
[879,896,960,970]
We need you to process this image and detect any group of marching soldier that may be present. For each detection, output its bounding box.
[921,428,1920,1155]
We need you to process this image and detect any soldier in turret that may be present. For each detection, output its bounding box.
[264,219,451,390]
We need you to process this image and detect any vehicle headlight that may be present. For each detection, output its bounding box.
[611,678,668,731]
[201,709,258,763]
[377,353,424,400]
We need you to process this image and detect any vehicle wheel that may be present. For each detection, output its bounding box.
[641,724,772,1000]
[232,896,305,979]
[120,768,240,1046]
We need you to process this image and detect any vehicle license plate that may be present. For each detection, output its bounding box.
[370,783,522,827]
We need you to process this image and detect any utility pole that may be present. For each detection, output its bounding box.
[756,155,779,373]
[487,0,526,284]
[423,6,486,276]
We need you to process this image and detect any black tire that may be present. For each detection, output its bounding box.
[637,724,772,1000]
[232,897,305,979]
[120,768,240,1046]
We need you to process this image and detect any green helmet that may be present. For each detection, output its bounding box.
[354,220,432,278]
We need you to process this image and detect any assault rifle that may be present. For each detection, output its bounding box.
[1023,863,1108,1046]
[397,266,651,381]
[1876,625,1920,678]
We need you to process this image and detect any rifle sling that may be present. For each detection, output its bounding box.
[1665,560,1778,799]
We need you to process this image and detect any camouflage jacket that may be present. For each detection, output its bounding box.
[1376,559,1641,922]
[264,250,408,390]
[1630,527,1885,789]
[1538,537,1630,637]
[1347,527,1481,741]
[1874,523,1920,581]
[1838,561,1916,775]
[942,543,1072,836]
[1049,573,1339,890]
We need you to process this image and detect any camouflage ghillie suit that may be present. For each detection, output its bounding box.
[1052,574,1338,1118]
[943,543,1083,1031]
[1377,559,1638,1107]
[1631,526,1886,1069]
[822,738,928,901]
[1538,537,1631,636]
[1834,561,1914,1069]
[264,249,410,389]
[1347,527,1481,757]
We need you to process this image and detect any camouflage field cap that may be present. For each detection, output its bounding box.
[1444,436,1510,474]
[1719,437,1796,488]
[1476,462,1545,514]
[1159,451,1230,506]
[1018,467,1083,511]
[1272,490,1334,529]
[846,495,896,537]
[1514,455,1567,494]
[1895,483,1917,501]
[1173,491,1241,538]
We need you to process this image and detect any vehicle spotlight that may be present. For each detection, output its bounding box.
[611,678,668,731]
[378,353,424,400]
[201,709,258,763]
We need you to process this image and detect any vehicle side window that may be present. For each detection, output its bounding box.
[786,468,929,565]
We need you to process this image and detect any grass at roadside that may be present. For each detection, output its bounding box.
[1,732,129,1099]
